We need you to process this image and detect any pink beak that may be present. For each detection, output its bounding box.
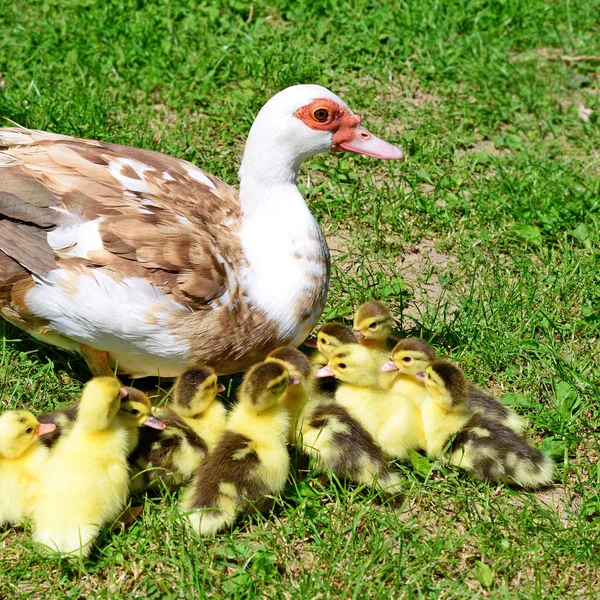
[142,415,166,430]
[416,372,426,381]
[290,375,301,385]
[353,329,365,340]
[303,337,318,348]
[217,383,226,393]
[37,423,56,437]
[315,365,335,378]
[335,127,404,160]
[380,360,399,372]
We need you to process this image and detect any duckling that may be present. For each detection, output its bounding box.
[33,377,164,557]
[181,362,291,536]
[266,346,402,494]
[308,323,358,367]
[417,360,474,458]
[420,361,554,488]
[353,301,397,358]
[130,367,228,491]
[0,411,56,527]
[38,386,154,449]
[382,338,525,433]
[316,344,426,461]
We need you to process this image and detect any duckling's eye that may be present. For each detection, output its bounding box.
[403,357,411,363]
[25,427,33,434]
[312,108,331,122]
[338,363,347,369]
[369,322,378,329]
[130,409,140,416]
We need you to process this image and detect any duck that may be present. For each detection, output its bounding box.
[353,301,397,358]
[33,377,165,557]
[129,366,228,491]
[0,85,403,379]
[267,346,402,494]
[0,410,56,527]
[419,361,554,488]
[181,361,292,536]
[381,338,525,432]
[316,344,426,460]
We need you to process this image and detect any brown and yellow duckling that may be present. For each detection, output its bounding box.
[130,367,227,490]
[419,361,554,488]
[382,338,525,433]
[353,301,397,358]
[0,411,56,527]
[267,346,402,494]
[181,362,292,536]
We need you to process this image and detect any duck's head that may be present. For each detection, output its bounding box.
[0,410,55,459]
[172,367,225,417]
[380,338,436,376]
[78,377,123,430]
[240,85,403,183]
[315,344,380,387]
[238,361,297,411]
[266,346,311,383]
[353,301,395,342]
[416,359,468,406]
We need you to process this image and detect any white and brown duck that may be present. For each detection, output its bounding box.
[0,85,403,377]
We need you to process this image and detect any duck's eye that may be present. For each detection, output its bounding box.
[322,339,329,345]
[369,322,378,329]
[403,357,411,363]
[338,363,347,369]
[313,108,330,123]
[25,427,33,434]
[130,409,140,416]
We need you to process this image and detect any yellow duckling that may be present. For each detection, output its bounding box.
[33,378,164,557]
[353,301,397,358]
[38,386,154,449]
[130,367,228,490]
[268,346,402,493]
[0,411,56,527]
[181,362,292,536]
[420,361,554,488]
[306,323,358,366]
[316,344,425,460]
[382,338,525,432]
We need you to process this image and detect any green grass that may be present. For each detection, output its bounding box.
[1,0,600,597]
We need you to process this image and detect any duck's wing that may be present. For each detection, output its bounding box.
[0,127,242,311]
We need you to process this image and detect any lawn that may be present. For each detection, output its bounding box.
[1,0,600,597]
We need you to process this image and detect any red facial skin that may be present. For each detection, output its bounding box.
[294,98,362,147]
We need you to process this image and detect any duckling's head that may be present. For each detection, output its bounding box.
[315,324,358,359]
[381,338,436,376]
[172,367,225,417]
[353,301,395,342]
[118,391,165,431]
[0,410,56,459]
[239,362,297,411]
[417,359,468,406]
[315,344,380,387]
[78,377,124,430]
[266,346,312,381]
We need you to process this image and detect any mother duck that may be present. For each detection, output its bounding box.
[0,85,403,378]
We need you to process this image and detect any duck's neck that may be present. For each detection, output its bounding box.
[238,166,329,343]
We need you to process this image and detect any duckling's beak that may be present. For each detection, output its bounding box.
[119,387,129,400]
[303,337,318,348]
[142,415,166,430]
[380,360,399,372]
[415,372,426,381]
[315,365,335,378]
[290,375,301,385]
[353,329,365,340]
[37,423,56,437]
[217,383,226,393]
